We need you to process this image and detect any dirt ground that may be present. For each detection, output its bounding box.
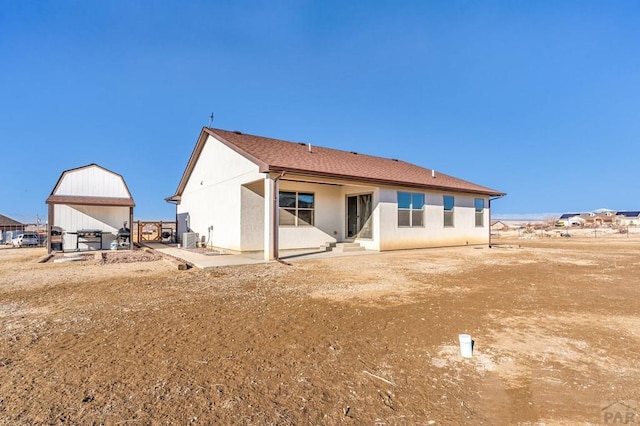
[1,235,639,425]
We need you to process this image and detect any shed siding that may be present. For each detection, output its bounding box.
[54,204,129,251]
[55,166,130,198]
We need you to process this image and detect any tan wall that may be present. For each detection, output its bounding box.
[377,187,490,251]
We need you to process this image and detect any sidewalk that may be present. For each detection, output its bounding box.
[143,243,266,269]
[142,243,378,269]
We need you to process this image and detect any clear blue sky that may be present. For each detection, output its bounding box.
[2,1,639,223]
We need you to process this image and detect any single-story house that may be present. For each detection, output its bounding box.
[584,211,615,227]
[557,213,585,227]
[0,214,25,244]
[167,128,505,260]
[616,211,640,226]
[46,164,135,253]
[490,220,508,231]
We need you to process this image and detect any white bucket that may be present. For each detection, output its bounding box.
[110,241,118,250]
[459,334,473,358]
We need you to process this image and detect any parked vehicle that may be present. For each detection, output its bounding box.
[11,232,39,247]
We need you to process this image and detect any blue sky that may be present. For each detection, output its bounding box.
[2,1,639,223]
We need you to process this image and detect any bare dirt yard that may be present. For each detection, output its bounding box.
[1,236,639,425]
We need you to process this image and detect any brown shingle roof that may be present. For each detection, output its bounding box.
[170,128,504,199]
[0,214,23,227]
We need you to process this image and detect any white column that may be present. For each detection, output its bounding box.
[264,174,276,260]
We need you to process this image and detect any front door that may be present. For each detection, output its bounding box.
[346,194,373,239]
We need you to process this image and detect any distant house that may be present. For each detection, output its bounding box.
[557,213,584,227]
[167,128,505,259]
[46,164,135,253]
[490,221,508,231]
[0,214,25,243]
[584,211,615,227]
[558,209,640,227]
[616,211,640,226]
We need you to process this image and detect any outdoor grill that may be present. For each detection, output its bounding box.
[116,223,130,248]
[75,229,103,250]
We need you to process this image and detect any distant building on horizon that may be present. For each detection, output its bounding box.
[556,209,639,227]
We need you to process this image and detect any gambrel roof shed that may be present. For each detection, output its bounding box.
[47,163,135,207]
[46,164,135,253]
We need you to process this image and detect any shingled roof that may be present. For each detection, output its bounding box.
[170,128,504,199]
[0,214,23,227]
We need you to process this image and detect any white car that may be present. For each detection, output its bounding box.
[11,232,39,247]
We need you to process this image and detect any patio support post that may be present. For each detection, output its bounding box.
[488,195,504,248]
[264,174,277,260]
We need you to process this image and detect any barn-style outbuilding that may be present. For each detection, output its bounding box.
[46,164,135,253]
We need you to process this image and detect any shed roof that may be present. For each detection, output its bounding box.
[170,128,505,200]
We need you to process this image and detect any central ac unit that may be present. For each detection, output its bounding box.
[182,232,199,249]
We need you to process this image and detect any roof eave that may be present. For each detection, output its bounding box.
[263,166,505,197]
[172,128,269,198]
[46,195,135,207]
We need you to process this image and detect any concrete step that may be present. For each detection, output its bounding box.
[320,242,336,251]
[328,242,365,253]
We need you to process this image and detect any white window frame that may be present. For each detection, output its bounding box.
[443,195,454,228]
[397,191,425,227]
[279,191,315,226]
[475,198,485,227]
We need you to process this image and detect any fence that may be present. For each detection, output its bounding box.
[132,221,177,243]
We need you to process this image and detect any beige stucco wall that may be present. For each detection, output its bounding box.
[377,187,490,250]
[240,181,265,251]
[177,135,263,251]
[277,180,342,250]
[341,185,380,250]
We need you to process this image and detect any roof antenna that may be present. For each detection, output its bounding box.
[208,112,214,128]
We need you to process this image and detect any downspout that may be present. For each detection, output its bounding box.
[167,199,178,244]
[273,171,286,261]
[488,195,504,248]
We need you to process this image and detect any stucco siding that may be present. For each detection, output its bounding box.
[278,181,341,250]
[378,188,489,250]
[341,185,380,250]
[177,135,263,251]
[240,182,265,251]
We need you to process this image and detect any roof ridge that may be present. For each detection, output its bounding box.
[209,128,436,170]
[170,127,505,199]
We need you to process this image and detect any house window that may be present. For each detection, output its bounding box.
[443,195,454,227]
[279,192,314,226]
[475,198,484,227]
[397,192,424,227]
